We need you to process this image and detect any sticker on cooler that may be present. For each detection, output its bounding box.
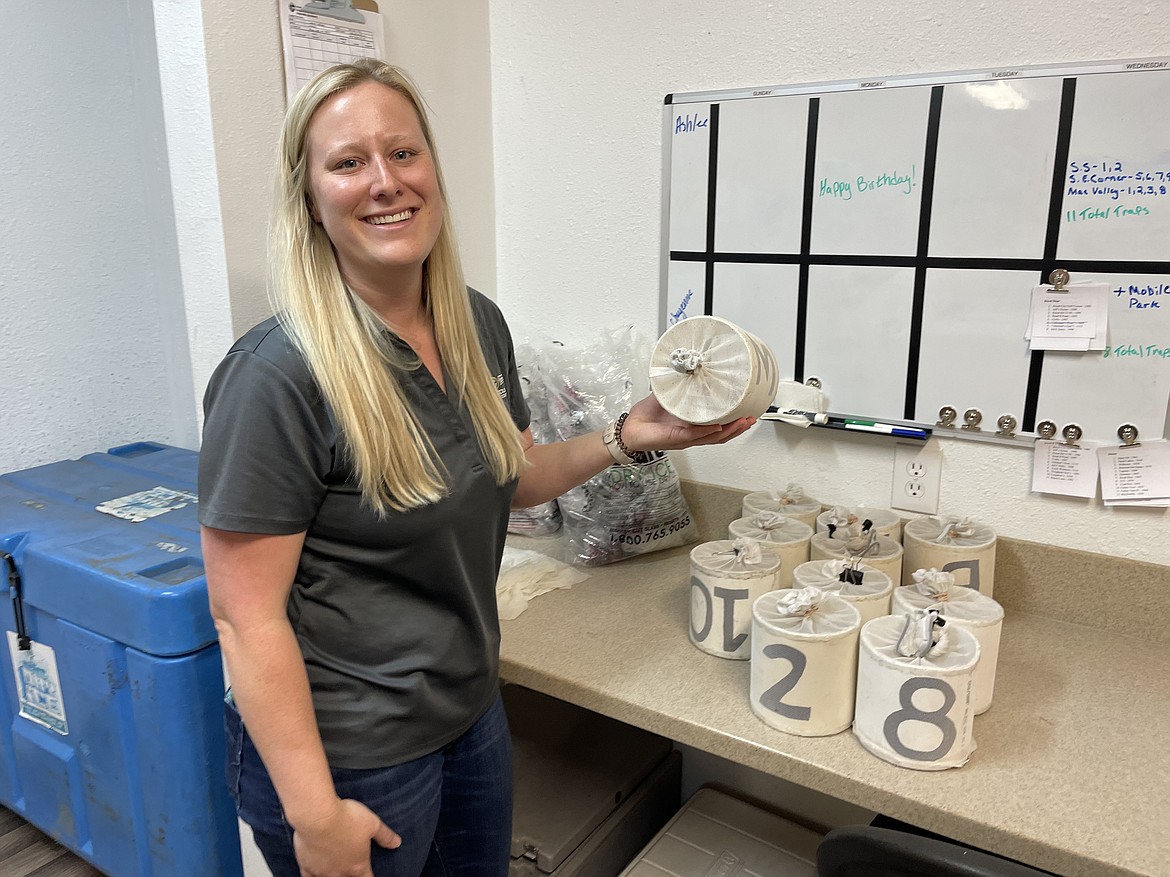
[95,486,198,523]
[7,632,69,735]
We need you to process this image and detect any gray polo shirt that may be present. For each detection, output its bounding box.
[198,290,529,769]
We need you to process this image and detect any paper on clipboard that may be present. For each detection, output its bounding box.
[1031,439,1100,498]
[1024,283,1109,351]
[279,1,386,104]
[1097,440,1170,507]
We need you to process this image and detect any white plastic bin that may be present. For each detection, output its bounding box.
[619,787,822,876]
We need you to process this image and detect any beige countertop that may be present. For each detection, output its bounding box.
[499,534,1170,877]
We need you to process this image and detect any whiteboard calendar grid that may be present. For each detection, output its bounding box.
[661,59,1170,444]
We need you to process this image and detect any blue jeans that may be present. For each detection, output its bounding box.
[225,692,513,877]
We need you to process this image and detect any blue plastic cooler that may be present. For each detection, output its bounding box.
[0,442,242,876]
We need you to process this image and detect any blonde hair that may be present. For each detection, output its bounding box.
[269,59,525,513]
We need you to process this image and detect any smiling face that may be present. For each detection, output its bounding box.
[304,80,443,298]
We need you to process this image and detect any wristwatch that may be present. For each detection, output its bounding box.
[602,415,636,465]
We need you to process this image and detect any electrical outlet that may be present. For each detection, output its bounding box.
[892,441,942,514]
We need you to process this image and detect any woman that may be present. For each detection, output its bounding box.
[198,58,753,877]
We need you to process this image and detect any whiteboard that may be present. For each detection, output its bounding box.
[661,58,1170,444]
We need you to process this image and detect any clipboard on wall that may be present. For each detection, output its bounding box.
[279,0,386,105]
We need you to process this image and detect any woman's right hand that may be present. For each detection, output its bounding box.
[203,527,392,875]
[292,797,402,877]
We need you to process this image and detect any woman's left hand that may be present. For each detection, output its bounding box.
[620,394,755,454]
[512,394,755,509]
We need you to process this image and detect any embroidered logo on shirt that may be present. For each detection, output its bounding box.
[493,374,507,399]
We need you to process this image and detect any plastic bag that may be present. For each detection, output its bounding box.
[539,326,700,566]
[507,341,563,536]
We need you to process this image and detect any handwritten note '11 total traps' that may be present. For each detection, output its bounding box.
[662,59,1170,444]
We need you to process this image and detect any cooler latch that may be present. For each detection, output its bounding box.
[1,550,30,650]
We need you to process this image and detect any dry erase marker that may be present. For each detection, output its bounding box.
[760,408,829,425]
[881,424,930,438]
[762,411,828,423]
[844,417,928,435]
[843,423,928,439]
[780,409,829,424]
[843,418,909,429]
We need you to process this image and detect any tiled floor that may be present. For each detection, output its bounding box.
[0,806,103,877]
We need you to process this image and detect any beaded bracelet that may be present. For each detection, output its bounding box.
[613,412,654,465]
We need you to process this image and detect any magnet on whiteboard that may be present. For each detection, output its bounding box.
[1048,268,1070,291]
[995,414,1017,438]
[1117,423,1140,447]
[936,406,957,428]
[1061,423,1083,447]
[961,408,983,431]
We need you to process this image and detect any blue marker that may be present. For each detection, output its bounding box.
[843,423,928,439]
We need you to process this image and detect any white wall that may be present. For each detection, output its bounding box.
[485,0,1170,564]
[200,0,288,338]
[199,0,497,337]
[381,1,499,299]
[153,0,236,432]
[0,0,223,472]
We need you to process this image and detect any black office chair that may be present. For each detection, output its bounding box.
[817,825,1055,876]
